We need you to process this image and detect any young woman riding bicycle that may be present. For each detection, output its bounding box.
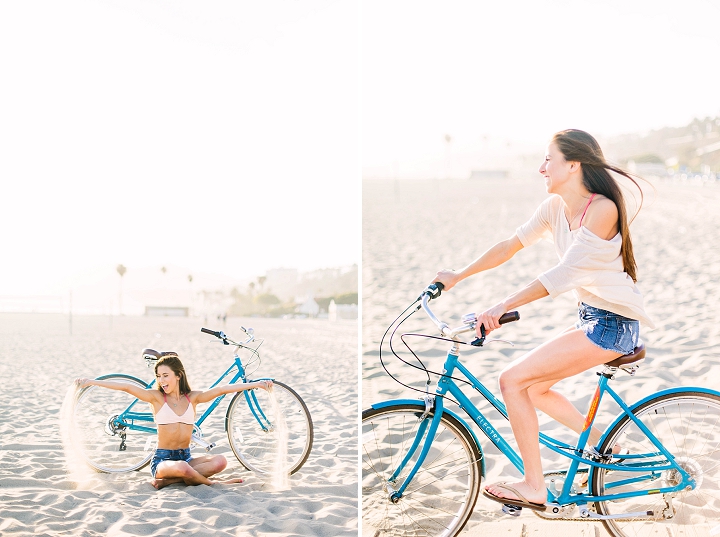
[76,353,272,489]
[432,129,654,510]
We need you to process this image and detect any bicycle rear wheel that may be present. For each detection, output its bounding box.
[362,403,482,537]
[593,391,720,537]
[72,374,157,473]
[226,380,313,475]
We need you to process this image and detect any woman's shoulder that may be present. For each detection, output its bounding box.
[145,389,165,408]
[587,194,617,218]
[536,194,565,225]
[539,194,565,215]
[583,195,618,239]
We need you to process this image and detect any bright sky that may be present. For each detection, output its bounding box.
[362,0,720,179]
[0,1,359,296]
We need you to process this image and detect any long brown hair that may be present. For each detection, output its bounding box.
[154,354,192,395]
[552,129,642,282]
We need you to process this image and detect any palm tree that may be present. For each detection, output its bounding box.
[116,264,127,315]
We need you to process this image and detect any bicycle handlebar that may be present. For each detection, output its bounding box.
[420,284,519,342]
[200,327,255,346]
[201,328,222,337]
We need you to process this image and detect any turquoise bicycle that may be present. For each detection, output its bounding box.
[362,284,720,537]
[73,327,313,476]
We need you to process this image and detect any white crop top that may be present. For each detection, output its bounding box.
[154,393,195,425]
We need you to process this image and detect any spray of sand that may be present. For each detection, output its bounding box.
[59,384,97,488]
[267,386,290,491]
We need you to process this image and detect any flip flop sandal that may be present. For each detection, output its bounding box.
[482,482,546,512]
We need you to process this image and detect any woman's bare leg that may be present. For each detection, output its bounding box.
[526,324,616,447]
[151,455,240,489]
[484,329,621,505]
[527,380,605,446]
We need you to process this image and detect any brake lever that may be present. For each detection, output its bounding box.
[470,324,487,346]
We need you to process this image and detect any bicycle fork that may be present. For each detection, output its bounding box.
[385,395,446,503]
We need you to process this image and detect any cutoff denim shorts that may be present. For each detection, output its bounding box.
[575,303,640,355]
[150,448,193,478]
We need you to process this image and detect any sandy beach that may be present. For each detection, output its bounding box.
[362,176,720,535]
[0,314,357,536]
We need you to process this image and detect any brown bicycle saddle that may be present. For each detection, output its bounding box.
[604,341,646,368]
[141,348,179,360]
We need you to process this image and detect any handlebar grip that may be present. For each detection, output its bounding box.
[425,282,444,300]
[499,311,520,325]
[201,328,221,337]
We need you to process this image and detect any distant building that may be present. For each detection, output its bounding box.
[329,299,358,321]
[145,306,189,317]
[469,170,509,180]
[297,296,320,317]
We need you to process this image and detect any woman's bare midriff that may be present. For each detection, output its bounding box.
[156,422,194,449]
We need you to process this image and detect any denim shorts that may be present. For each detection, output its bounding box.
[150,448,193,478]
[575,303,640,355]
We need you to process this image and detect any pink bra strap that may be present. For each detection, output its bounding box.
[578,193,596,227]
[185,394,191,402]
[163,393,167,402]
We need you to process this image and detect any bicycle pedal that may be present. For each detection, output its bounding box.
[502,504,522,517]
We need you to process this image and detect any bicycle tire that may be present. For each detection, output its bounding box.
[592,390,720,537]
[362,403,482,537]
[225,380,313,475]
[72,374,157,473]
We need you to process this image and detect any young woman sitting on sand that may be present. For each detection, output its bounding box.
[76,353,272,489]
[431,129,654,511]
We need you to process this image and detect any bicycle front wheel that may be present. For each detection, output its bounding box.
[362,403,482,537]
[226,380,313,475]
[593,390,720,537]
[72,374,157,473]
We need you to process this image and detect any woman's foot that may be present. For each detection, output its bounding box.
[150,477,184,490]
[484,480,546,506]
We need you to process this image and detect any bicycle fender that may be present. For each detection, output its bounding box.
[95,373,152,388]
[367,399,485,477]
[600,386,720,446]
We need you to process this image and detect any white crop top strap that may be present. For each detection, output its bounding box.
[155,393,195,425]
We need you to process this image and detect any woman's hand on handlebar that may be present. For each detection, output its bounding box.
[476,302,508,337]
[429,270,460,292]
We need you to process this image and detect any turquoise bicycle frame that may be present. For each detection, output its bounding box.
[372,350,709,505]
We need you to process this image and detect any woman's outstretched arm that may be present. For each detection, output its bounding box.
[75,378,157,403]
[194,380,273,404]
[430,234,524,291]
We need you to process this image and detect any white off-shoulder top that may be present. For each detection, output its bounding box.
[516,194,654,328]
